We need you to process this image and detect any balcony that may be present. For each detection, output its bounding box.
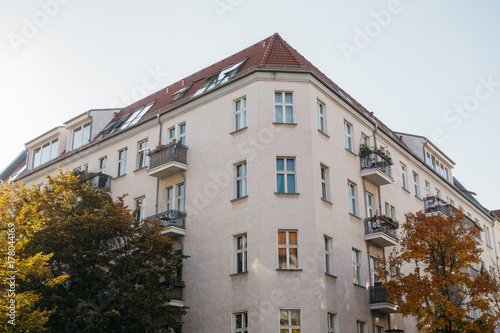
[369,283,398,313]
[360,149,394,186]
[364,216,399,247]
[147,143,188,178]
[79,172,112,192]
[167,284,184,307]
[147,209,186,236]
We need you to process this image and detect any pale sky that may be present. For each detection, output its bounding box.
[1,0,499,210]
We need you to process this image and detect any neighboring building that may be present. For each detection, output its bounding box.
[6,33,496,332]
[0,150,27,181]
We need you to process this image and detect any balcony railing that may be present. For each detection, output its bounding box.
[79,172,112,192]
[423,196,451,215]
[365,216,398,239]
[147,209,186,229]
[370,284,392,304]
[360,150,392,178]
[167,284,184,302]
[148,143,188,170]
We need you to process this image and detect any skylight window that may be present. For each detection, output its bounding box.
[193,58,248,97]
[121,102,155,130]
[171,84,193,101]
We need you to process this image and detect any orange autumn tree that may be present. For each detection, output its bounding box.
[377,210,499,333]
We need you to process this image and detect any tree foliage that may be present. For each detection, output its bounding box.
[2,170,187,332]
[377,210,499,332]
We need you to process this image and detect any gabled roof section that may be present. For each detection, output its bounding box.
[453,177,490,214]
[96,33,404,146]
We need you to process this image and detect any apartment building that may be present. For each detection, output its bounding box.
[3,33,497,332]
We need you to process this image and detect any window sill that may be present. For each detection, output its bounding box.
[318,129,330,138]
[321,197,333,205]
[274,192,300,196]
[231,195,248,203]
[353,283,366,289]
[345,148,357,156]
[402,187,411,193]
[276,269,302,272]
[230,271,249,277]
[230,126,248,135]
[273,122,297,126]
[349,213,361,220]
[134,166,148,173]
[325,273,337,279]
[114,174,127,179]
[414,195,423,201]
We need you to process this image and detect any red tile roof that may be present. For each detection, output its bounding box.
[97,33,403,144]
[491,209,500,218]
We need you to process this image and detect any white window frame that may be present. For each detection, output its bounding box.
[278,230,299,270]
[425,181,430,197]
[137,139,149,169]
[360,133,370,146]
[370,256,379,286]
[365,192,373,218]
[390,205,396,220]
[385,202,390,216]
[166,183,184,212]
[327,312,337,333]
[235,161,247,199]
[120,102,154,129]
[168,123,187,145]
[352,249,363,285]
[275,92,294,124]
[279,309,301,332]
[348,181,358,216]
[233,311,248,333]
[276,157,296,194]
[401,163,408,190]
[413,172,420,197]
[234,97,247,131]
[344,121,353,151]
[485,225,492,247]
[317,100,326,133]
[32,139,59,168]
[135,196,145,221]
[166,186,174,211]
[177,183,185,212]
[117,148,127,177]
[357,320,367,333]
[321,164,330,201]
[233,234,248,274]
[325,236,334,275]
[98,156,107,174]
[72,122,91,150]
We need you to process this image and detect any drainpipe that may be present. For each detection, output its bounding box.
[87,110,94,144]
[422,138,429,164]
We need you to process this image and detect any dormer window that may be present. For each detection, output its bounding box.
[72,123,91,150]
[120,102,155,130]
[33,139,59,168]
[193,58,248,97]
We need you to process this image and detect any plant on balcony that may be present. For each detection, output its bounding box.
[376,210,500,333]
[359,143,372,155]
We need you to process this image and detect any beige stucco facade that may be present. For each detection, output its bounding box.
[18,70,496,332]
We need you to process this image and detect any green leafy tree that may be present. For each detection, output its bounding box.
[0,180,68,332]
[22,170,187,332]
[377,210,499,332]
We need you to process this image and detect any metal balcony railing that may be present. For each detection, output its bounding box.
[364,216,398,239]
[369,283,393,304]
[79,172,112,192]
[423,196,451,215]
[167,284,184,302]
[148,143,188,170]
[147,209,186,229]
[360,150,393,178]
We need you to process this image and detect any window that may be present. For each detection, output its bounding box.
[375,325,384,333]
[348,182,358,215]
[179,123,186,145]
[235,97,247,130]
[166,187,174,211]
[169,123,186,145]
[365,192,373,218]
[235,162,247,198]
[280,309,301,332]
[385,202,390,216]
[72,123,91,150]
[278,230,299,269]
[485,226,492,247]
[360,134,369,146]
[233,234,247,274]
[171,84,192,101]
[135,197,145,221]
[193,59,247,97]
[317,101,326,132]
[137,140,149,169]
[352,249,362,285]
[344,121,353,151]
[327,313,337,333]
[436,189,441,198]
[117,148,128,176]
[425,181,430,197]
[390,206,396,220]
[275,92,293,123]
[169,127,176,142]
[276,158,296,193]
[121,102,154,130]
[357,321,366,333]
[32,139,59,168]
[413,172,420,197]
[321,165,330,201]
[325,236,334,275]
[177,183,185,212]
[400,163,408,189]
[233,312,248,333]
[370,256,379,285]
[98,156,107,174]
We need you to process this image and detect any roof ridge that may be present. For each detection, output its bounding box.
[259,33,277,67]
[274,34,303,67]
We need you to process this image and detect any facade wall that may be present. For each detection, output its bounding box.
[19,71,495,333]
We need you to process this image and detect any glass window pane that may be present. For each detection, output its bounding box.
[289,248,298,269]
[290,310,300,325]
[50,140,58,160]
[276,158,284,171]
[289,231,297,244]
[242,110,247,127]
[278,248,287,269]
[278,231,286,244]
[235,113,241,129]
[275,92,283,103]
[180,124,186,134]
[285,106,293,123]
[286,159,295,171]
[275,105,283,123]
[41,144,50,164]
[83,124,91,144]
[277,174,285,193]
[285,93,293,103]
[235,100,241,111]
[287,174,295,193]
